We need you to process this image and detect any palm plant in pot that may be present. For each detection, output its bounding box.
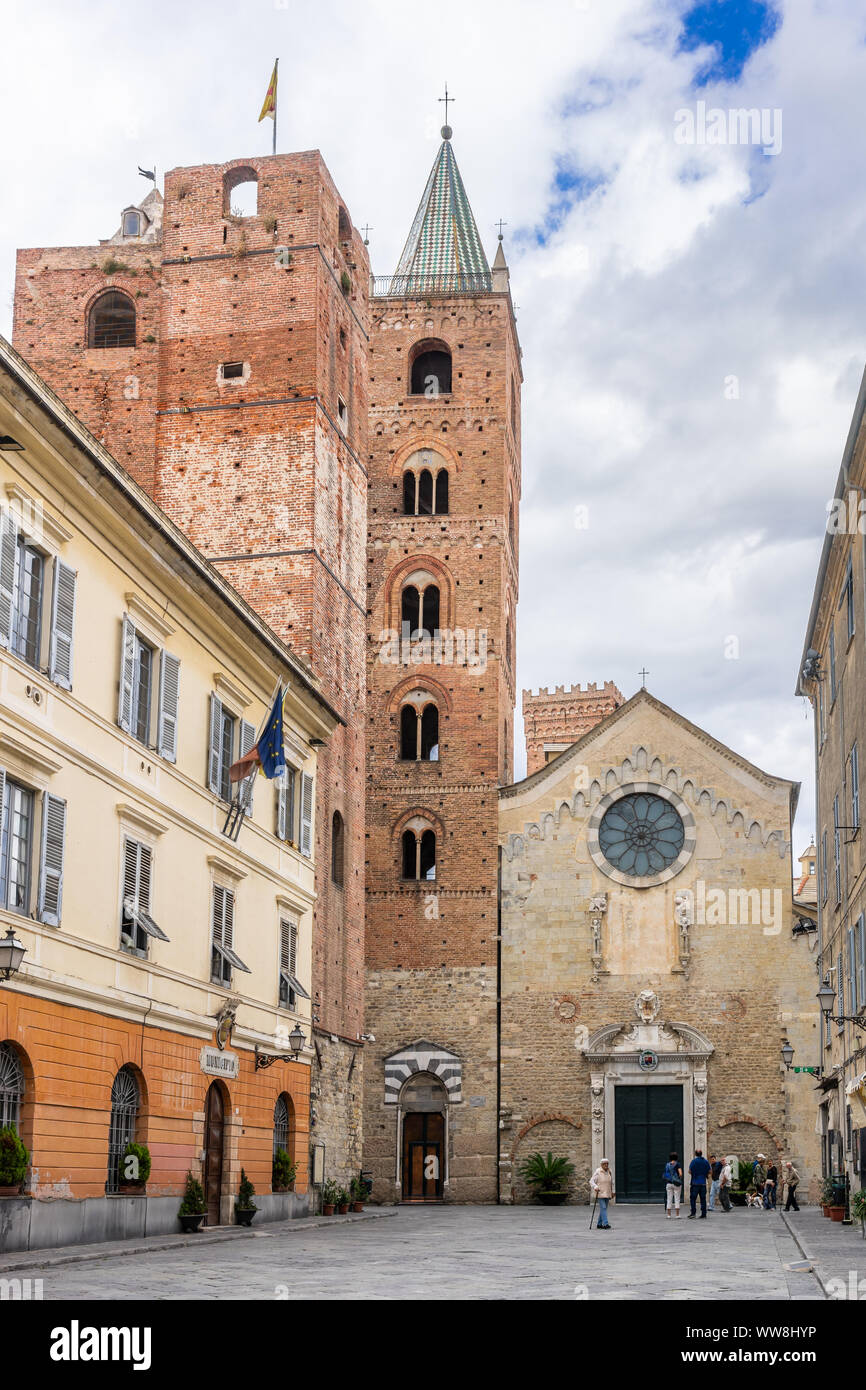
[520,1150,574,1205]
[321,1179,339,1215]
[236,1168,257,1226]
[349,1176,366,1212]
[820,1176,836,1216]
[272,1148,296,1193]
[178,1171,207,1232]
[336,1185,350,1215]
[851,1187,866,1237]
[0,1125,28,1196]
[119,1141,151,1194]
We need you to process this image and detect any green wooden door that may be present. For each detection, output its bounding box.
[614,1085,683,1202]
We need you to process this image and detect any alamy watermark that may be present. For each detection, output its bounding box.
[377,623,488,672]
[678,880,783,935]
[674,101,782,157]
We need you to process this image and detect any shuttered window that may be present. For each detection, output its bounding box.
[48,558,76,689]
[279,917,309,1008]
[300,773,313,858]
[276,768,297,844]
[0,775,34,915]
[119,615,179,759]
[120,838,169,953]
[10,536,44,668]
[858,914,866,1017]
[239,720,255,816]
[852,742,860,829]
[208,694,238,804]
[37,792,66,926]
[157,652,180,763]
[211,884,250,985]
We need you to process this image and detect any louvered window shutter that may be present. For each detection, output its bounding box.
[122,839,139,908]
[300,773,313,857]
[118,615,136,732]
[223,888,234,950]
[240,720,256,815]
[859,915,866,1015]
[48,559,76,689]
[289,920,298,976]
[207,694,223,794]
[157,652,180,763]
[0,511,16,648]
[138,844,152,913]
[276,779,287,841]
[0,768,6,851]
[38,792,67,925]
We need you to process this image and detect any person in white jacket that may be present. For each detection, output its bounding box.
[590,1158,615,1229]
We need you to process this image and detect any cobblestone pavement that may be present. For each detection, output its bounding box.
[6,1203,826,1300]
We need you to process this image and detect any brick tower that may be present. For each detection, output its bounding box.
[523,681,624,775]
[363,124,522,1201]
[13,153,370,1182]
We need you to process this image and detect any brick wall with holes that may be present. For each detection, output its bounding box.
[12,152,370,1158]
[362,289,522,1200]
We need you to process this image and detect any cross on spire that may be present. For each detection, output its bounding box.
[438,82,454,136]
[360,224,373,246]
[495,218,508,240]
[639,667,650,688]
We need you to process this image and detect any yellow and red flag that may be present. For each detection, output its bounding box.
[259,61,278,122]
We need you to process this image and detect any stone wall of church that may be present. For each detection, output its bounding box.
[498,694,821,1203]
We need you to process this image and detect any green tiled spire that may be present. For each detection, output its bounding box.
[394,134,492,292]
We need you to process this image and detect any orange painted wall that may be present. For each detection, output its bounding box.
[0,991,309,1201]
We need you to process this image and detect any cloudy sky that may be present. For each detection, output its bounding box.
[2,0,863,848]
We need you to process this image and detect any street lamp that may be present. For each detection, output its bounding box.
[288,1023,305,1056]
[0,928,26,982]
[781,1039,795,1070]
[817,976,865,1028]
[254,1024,307,1070]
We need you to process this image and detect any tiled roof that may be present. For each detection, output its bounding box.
[394,136,491,291]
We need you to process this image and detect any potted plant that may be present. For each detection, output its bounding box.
[321,1179,339,1215]
[235,1168,257,1226]
[851,1187,866,1236]
[0,1125,28,1195]
[272,1148,296,1193]
[820,1176,836,1216]
[336,1185,350,1214]
[118,1140,151,1194]
[178,1171,206,1232]
[519,1150,575,1205]
[349,1176,365,1212]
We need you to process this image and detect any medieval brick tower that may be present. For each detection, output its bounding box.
[363,125,522,1201]
[13,153,370,1182]
[523,681,624,775]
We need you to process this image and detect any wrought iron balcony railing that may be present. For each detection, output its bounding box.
[371,272,494,299]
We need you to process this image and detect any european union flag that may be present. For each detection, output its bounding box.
[258,686,287,780]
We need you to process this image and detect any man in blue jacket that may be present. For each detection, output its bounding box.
[687,1148,711,1218]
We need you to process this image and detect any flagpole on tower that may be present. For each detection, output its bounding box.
[273,57,278,155]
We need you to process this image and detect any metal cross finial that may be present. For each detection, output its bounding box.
[361,224,373,246]
[639,667,650,688]
[438,83,454,134]
[495,218,508,240]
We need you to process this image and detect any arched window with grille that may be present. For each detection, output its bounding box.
[0,1042,24,1130]
[273,1092,292,1157]
[107,1065,140,1193]
[410,340,452,396]
[400,701,439,761]
[331,811,344,886]
[401,826,436,881]
[88,290,136,349]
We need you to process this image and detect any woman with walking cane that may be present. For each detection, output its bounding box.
[589,1158,615,1229]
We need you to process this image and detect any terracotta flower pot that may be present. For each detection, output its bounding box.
[338,1202,349,1214]
[323,1203,334,1216]
[0,1185,21,1197]
[829,1206,845,1222]
[352,1201,364,1212]
[822,1204,831,1217]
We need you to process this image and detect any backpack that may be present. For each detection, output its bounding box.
[663,1160,682,1185]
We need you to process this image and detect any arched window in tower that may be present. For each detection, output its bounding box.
[400,699,439,761]
[338,206,352,241]
[505,616,513,671]
[88,291,136,349]
[410,340,452,396]
[402,450,450,516]
[401,825,437,880]
[223,166,258,218]
[508,488,516,551]
[400,581,440,639]
[331,811,344,886]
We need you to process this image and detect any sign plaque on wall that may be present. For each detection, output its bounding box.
[200,1046,239,1079]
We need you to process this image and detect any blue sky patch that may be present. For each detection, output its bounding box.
[679,0,781,85]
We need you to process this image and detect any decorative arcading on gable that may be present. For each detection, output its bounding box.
[503,745,790,864]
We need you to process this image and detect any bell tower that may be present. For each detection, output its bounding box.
[364,118,522,1201]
